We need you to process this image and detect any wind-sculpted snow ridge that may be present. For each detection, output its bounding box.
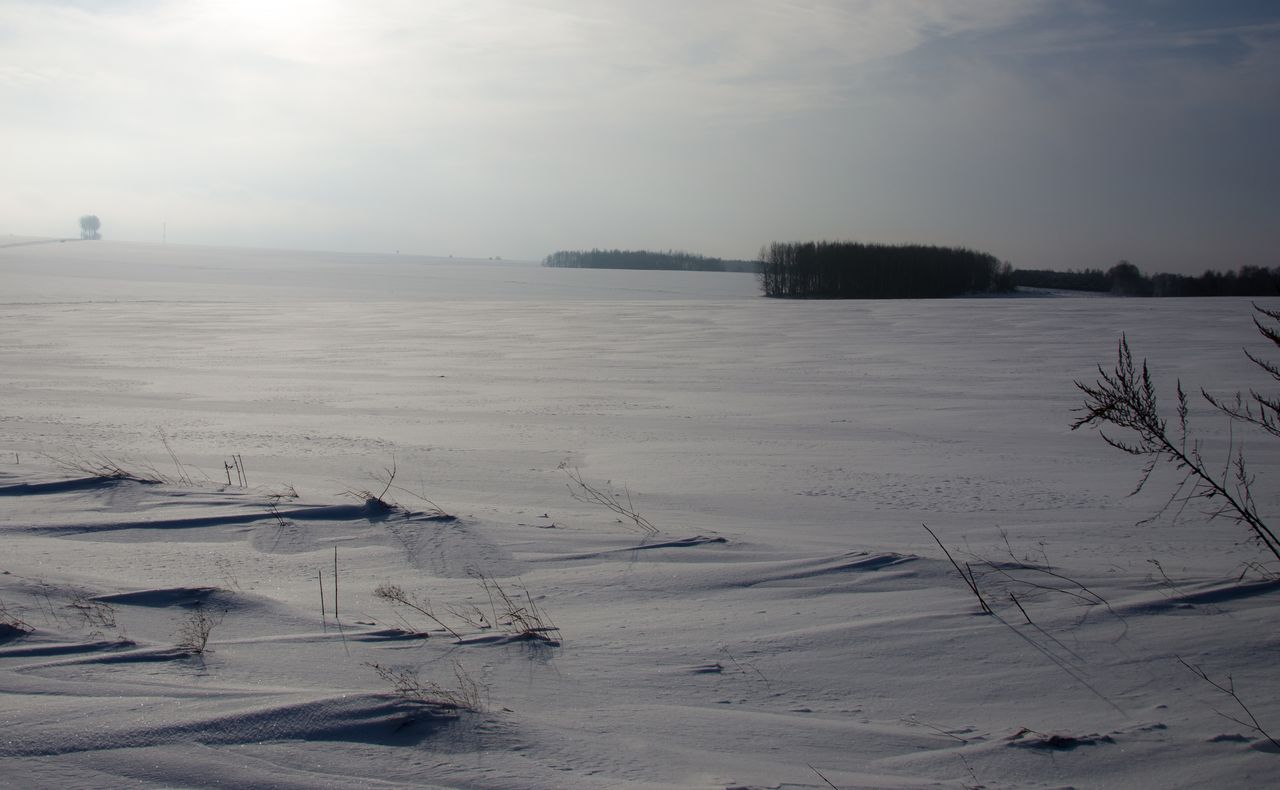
[0,475,133,497]
[1113,576,1280,614]
[731,550,919,586]
[0,692,459,758]
[1,454,1278,788]
[540,534,729,561]
[0,623,32,643]
[93,586,225,607]
[0,638,136,659]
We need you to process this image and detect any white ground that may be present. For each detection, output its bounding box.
[1,239,1277,789]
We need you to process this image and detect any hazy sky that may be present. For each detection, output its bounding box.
[2,1,1277,273]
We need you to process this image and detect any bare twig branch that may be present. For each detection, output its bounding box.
[341,457,452,518]
[808,764,841,790]
[1177,656,1280,750]
[559,462,658,535]
[374,583,463,640]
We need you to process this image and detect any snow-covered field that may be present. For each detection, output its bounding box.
[2,239,1277,788]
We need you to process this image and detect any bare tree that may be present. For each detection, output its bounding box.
[78,215,101,240]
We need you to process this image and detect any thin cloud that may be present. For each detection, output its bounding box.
[0,1,1275,271]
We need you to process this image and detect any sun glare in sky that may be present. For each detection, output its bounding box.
[1,1,1276,273]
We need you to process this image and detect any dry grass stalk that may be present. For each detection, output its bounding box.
[157,430,195,485]
[467,568,560,645]
[47,451,165,484]
[224,454,248,487]
[922,523,992,614]
[375,572,560,645]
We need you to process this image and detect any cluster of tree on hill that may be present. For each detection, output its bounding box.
[78,215,101,240]
[1014,260,1280,297]
[542,249,758,273]
[758,241,1013,299]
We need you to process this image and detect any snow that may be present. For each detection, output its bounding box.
[1,239,1277,788]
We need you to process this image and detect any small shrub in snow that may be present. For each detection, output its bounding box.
[366,659,488,713]
[67,591,119,637]
[0,599,34,637]
[175,603,226,655]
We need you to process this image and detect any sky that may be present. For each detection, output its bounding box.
[1,0,1277,274]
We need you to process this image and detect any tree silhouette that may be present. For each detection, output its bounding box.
[78,215,101,240]
[1106,260,1150,296]
[758,241,1009,298]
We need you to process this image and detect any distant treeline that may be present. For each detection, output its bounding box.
[758,241,1012,299]
[1014,261,1280,297]
[543,249,759,273]
[1010,268,1109,292]
[545,244,1279,300]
